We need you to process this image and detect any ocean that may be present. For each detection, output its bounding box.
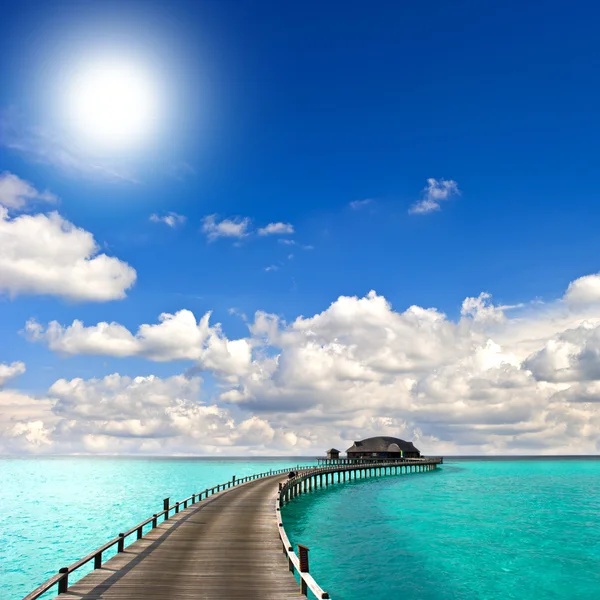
[2,457,600,600]
[283,458,600,600]
[0,456,307,600]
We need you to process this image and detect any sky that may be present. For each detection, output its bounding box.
[2,0,600,455]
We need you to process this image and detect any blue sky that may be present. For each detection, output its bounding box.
[2,0,600,455]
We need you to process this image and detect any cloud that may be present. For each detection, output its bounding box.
[0,373,310,455]
[1,113,138,182]
[25,310,252,379]
[349,199,373,210]
[0,362,26,388]
[278,239,296,246]
[202,214,251,241]
[264,265,279,272]
[0,207,136,301]
[564,273,600,306]
[258,222,295,236]
[150,212,186,227]
[0,172,58,211]
[409,178,460,215]
[16,270,600,455]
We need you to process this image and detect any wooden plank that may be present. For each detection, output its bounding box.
[54,476,300,599]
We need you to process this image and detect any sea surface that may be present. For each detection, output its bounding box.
[0,456,309,600]
[2,457,600,600]
[283,458,600,600]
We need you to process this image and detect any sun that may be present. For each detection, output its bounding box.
[67,62,158,150]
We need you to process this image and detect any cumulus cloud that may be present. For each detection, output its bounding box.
[202,214,251,241]
[0,374,310,455]
[0,362,26,387]
[14,271,600,455]
[564,273,600,306]
[25,310,252,379]
[409,178,460,215]
[0,172,58,211]
[258,222,294,236]
[0,208,136,301]
[150,212,186,227]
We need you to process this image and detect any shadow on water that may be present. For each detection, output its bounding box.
[283,470,467,600]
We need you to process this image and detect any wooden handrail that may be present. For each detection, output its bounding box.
[21,464,315,600]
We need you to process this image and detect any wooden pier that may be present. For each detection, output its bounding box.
[21,458,443,600]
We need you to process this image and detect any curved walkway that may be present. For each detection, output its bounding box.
[55,475,298,600]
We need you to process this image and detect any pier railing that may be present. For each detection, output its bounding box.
[275,457,444,599]
[21,464,315,600]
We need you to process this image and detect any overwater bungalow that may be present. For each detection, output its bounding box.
[346,436,421,459]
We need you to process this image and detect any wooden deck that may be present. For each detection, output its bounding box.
[54,475,299,600]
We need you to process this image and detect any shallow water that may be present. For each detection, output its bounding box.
[4,457,600,600]
[0,456,307,600]
[283,459,600,600]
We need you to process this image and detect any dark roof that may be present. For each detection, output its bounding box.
[326,448,340,453]
[346,436,419,454]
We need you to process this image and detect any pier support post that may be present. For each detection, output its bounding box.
[163,498,170,520]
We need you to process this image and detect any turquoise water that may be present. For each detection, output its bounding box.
[0,456,308,600]
[283,459,600,600]
[4,458,600,600]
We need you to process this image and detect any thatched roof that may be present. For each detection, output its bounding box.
[326,448,340,453]
[346,436,419,454]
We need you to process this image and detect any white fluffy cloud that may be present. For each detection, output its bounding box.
[0,207,136,301]
[0,374,309,455]
[258,222,294,236]
[0,172,58,210]
[26,310,252,379]
[409,178,460,215]
[0,361,25,387]
[150,212,186,227]
[564,273,600,306]
[202,214,251,241]
[13,271,600,455]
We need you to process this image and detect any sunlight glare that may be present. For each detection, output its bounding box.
[68,62,158,150]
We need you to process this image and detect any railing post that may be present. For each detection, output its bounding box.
[163,497,170,520]
[118,533,125,552]
[232,475,236,486]
[298,544,310,573]
[137,526,143,540]
[94,551,102,569]
[175,501,180,514]
[152,514,158,528]
[58,567,69,594]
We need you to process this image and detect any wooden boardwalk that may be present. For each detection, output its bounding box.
[54,475,299,600]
